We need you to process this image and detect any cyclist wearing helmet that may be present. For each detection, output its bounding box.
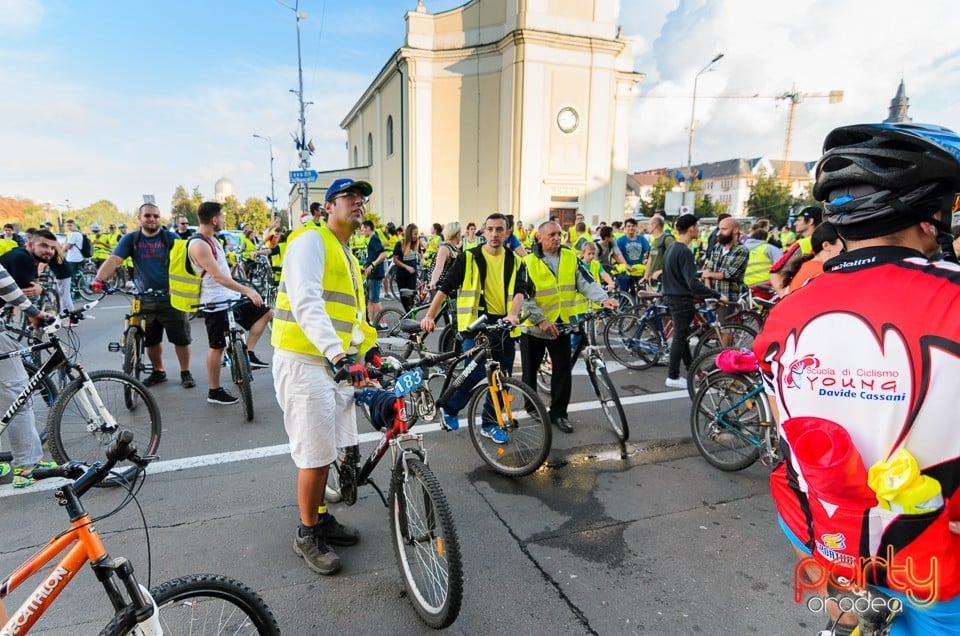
[753,123,960,634]
[89,224,112,268]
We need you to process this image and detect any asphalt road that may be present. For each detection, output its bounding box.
[0,294,820,635]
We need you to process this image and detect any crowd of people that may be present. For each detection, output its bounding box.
[3,121,960,632]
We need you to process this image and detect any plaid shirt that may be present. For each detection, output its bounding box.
[703,242,749,298]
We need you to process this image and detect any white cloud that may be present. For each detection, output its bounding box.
[0,0,43,36]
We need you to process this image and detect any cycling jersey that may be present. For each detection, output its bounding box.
[754,246,960,603]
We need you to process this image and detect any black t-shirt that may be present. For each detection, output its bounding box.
[0,248,37,290]
[393,242,419,289]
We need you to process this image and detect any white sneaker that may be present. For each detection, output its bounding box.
[665,377,687,389]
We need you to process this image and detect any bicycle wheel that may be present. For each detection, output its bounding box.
[585,358,628,442]
[609,290,634,311]
[690,372,762,471]
[536,353,552,395]
[76,270,104,302]
[376,308,403,335]
[40,288,60,314]
[437,323,457,354]
[603,311,663,370]
[101,573,280,635]
[692,323,758,359]
[0,362,58,462]
[121,327,141,380]
[46,369,161,466]
[389,456,463,629]
[465,376,551,477]
[686,346,735,401]
[231,337,255,421]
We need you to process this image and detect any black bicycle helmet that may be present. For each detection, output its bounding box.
[813,123,960,234]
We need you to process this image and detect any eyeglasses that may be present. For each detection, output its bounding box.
[178,222,188,226]
[332,192,368,205]
[142,214,160,219]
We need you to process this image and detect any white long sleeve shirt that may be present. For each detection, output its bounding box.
[276,229,365,365]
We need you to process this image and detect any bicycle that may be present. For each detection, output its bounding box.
[0,306,161,468]
[105,288,166,387]
[531,309,628,442]
[375,298,458,358]
[325,371,464,629]
[69,260,102,302]
[194,298,257,421]
[689,367,781,472]
[1,430,280,635]
[603,297,757,371]
[370,317,551,477]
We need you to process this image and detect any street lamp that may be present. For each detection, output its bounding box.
[252,133,278,218]
[686,53,724,191]
[276,0,310,220]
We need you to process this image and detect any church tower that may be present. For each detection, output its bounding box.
[883,79,911,124]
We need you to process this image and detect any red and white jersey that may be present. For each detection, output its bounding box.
[755,246,960,599]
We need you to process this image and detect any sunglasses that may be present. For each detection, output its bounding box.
[142,214,160,219]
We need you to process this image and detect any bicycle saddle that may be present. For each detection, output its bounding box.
[399,319,423,334]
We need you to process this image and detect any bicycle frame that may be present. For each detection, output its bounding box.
[710,374,779,464]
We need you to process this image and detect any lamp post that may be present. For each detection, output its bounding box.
[276,0,309,221]
[686,53,724,192]
[252,133,278,220]
[60,199,70,234]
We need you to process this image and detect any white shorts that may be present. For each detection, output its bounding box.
[272,353,358,468]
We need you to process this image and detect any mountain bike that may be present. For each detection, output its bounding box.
[366,317,551,476]
[0,430,280,635]
[689,369,781,471]
[603,298,757,370]
[531,309,628,442]
[375,298,458,358]
[325,374,463,629]
[0,306,161,468]
[105,288,165,385]
[195,298,257,422]
[0,352,58,463]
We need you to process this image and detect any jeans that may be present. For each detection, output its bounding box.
[441,334,515,421]
[521,332,572,419]
[665,296,695,380]
[0,331,41,468]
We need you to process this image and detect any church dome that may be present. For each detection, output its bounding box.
[214,177,236,202]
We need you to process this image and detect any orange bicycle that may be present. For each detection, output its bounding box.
[0,431,280,635]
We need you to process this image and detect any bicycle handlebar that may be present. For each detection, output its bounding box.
[192,297,251,312]
[32,429,154,496]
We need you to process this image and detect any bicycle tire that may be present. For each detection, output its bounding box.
[690,372,762,471]
[536,353,552,395]
[389,456,463,629]
[465,376,551,477]
[686,346,735,401]
[40,288,60,314]
[585,359,628,442]
[603,311,663,370]
[231,337,255,421]
[46,369,161,467]
[376,308,403,335]
[76,271,104,302]
[437,322,457,354]
[0,362,58,462]
[692,323,758,360]
[735,309,765,333]
[609,290,634,311]
[101,573,280,636]
[121,326,140,380]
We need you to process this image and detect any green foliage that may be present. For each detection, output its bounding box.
[747,171,795,226]
[363,210,381,226]
[638,176,676,216]
[688,182,727,218]
[171,185,198,225]
[222,195,242,230]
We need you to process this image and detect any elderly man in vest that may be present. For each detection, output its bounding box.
[522,220,618,433]
[272,178,378,576]
[419,213,526,443]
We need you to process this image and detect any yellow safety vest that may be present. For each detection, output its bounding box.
[797,236,813,255]
[782,230,796,247]
[455,249,520,333]
[271,239,286,282]
[744,242,773,286]
[91,234,112,260]
[424,235,441,265]
[575,259,604,311]
[271,225,376,359]
[568,227,592,252]
[240,234,257,261]
[462,237,482,250]
[524,248,580,324]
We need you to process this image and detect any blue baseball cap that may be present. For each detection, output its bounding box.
[325,178,372,202]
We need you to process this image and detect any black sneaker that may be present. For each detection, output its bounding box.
[317,512,360,546]
[207,387,239,405]
[293,525,341,575]
[143,370,167,387]
[248,351,270,369]
[180,371,196,388]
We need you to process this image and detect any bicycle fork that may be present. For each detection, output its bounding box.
[93,556,162,635]
[485,365,514,430]
[77,378,119,434]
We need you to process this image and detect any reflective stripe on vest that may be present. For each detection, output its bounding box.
[271,225,375,358]
[455,250,519,332]
[524,248,579,323]
[744,242,773,286]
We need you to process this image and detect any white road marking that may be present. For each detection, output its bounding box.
[0,391,687,498]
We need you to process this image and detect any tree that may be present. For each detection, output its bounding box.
[638,176,676,216]
[171,185,197,225]
[688,182,727,218]
[746,171,794,226]
[222,195,242,230]
[240,197,271,233]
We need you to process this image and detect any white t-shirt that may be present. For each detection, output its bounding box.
[189,235,240,309]
[64,231,84,263]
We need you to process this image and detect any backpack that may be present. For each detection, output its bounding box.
[80,233,93,258]
[169,234,217,312]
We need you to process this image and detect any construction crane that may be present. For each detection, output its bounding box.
[777,85,844,182]
[640,86,844,182]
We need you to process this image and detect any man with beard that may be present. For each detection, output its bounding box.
[272,178,377,576]
[701,215,749,329]
[0,229,59,300]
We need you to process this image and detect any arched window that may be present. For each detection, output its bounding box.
[386,116,394,156]
[353,145,358,167]
[367,133,373,165]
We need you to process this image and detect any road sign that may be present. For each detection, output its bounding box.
[289,170,318,184]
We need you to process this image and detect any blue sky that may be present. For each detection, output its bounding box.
[1,0,958,216]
